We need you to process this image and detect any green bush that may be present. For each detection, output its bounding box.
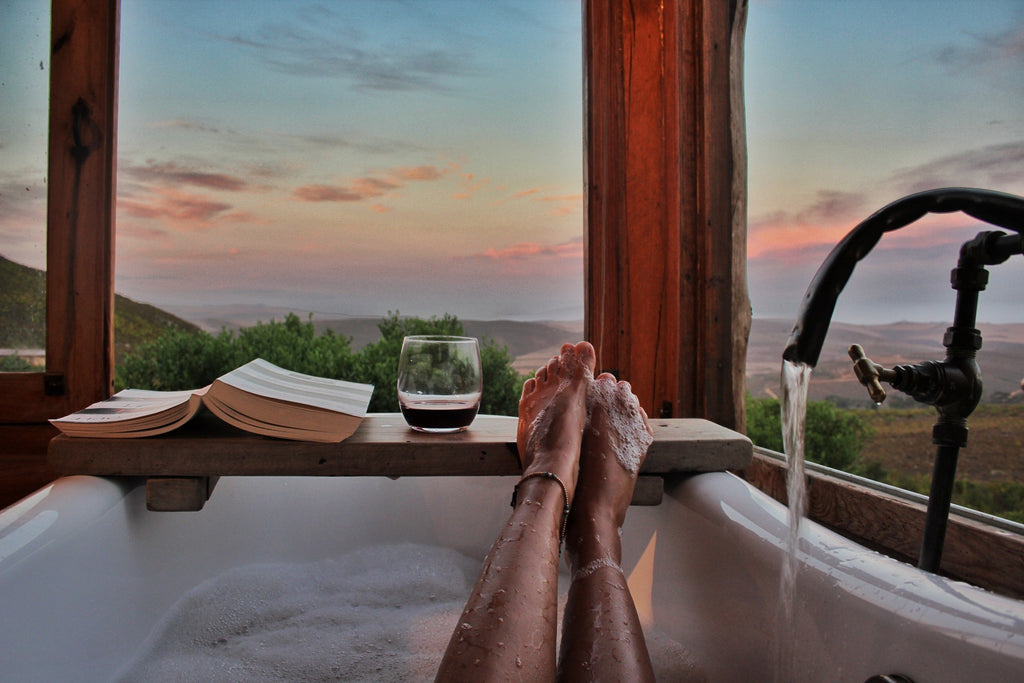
[0,354,37,372]
[746,395,876,473]
[889,473,1024,524]
[116,312,526,417]
[115,326,237,390]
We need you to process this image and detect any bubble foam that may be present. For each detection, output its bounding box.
[586,380,654,475]
[117,544,477,682]
[117,544,694,682]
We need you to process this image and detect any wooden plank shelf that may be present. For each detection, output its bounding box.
[49,413,751,511]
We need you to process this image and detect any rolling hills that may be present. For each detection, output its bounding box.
[0,254,200,363]
[4,253,1023,401]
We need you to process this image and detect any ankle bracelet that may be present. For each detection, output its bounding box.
[571,557,622,582]
[510,471,571,544]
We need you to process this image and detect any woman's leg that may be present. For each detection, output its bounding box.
[435,342,595,683]
[558,373,656,683]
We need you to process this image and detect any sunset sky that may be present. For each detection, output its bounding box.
[2,0,1023,324]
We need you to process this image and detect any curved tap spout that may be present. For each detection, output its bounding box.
[783,187,1024,574]
[782,188,1024,368]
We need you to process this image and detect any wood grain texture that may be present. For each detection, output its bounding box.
[52,415,745,511]
[46,0,119,414]
[49,414,752,478]
[146,476,219,512]
[583,0,750,430]
[0,0,119,426]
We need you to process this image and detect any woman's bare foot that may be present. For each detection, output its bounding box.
[436,342,596,682]
[558,373,657,683]
[565,372,655,567]
[515,341,596,504]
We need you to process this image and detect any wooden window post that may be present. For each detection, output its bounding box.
[583,0,750,430]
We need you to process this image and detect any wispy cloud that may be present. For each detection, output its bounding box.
[889,141,1024,195]
[452,172,491,200]
[497,186,582,215]
[118,187,238,229]
[288,132,424,156]
[150,119,224,135]
[121,161,250,192]
[394,165,444,181]
[291,184,366,202]
[461,236,583,263]
[748,189,870,258]
[290,163,449,203]
[750,139,1024,260]
[934,23,1024,83]
[220,5,475,93]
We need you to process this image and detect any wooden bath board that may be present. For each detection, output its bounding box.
[48,413,752,511]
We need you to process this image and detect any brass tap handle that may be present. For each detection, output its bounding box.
[848,344,896,404]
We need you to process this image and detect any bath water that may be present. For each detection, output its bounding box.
[115,543,694,682]
[777,359,812,681]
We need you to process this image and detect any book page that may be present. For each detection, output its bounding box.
[51,389,197,424]
[214,359,373,417]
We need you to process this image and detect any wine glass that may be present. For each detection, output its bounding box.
[397,335,482,432]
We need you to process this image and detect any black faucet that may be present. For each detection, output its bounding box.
[782,188,1024,573]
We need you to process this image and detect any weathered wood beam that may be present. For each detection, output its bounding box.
[45,0,119,415]
[583,0,750,430]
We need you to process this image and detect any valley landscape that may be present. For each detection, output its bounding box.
[5,249,1024,512]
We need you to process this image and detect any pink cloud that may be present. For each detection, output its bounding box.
[291,184,364,202]
[467,236,584,262]
[501,187,583,215]
[393,165,444,181]
[291,164,448,203]
[453,173,491,200]
[748,195,987,261]
[351,177,400,196]
[122,161,249,192]
[538,193,583,203]
[118,187,235,229]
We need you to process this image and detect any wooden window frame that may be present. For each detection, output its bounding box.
[584,0,749,429]
[2,0,749,432]
[0,0,118,425]
[10,0,1024,599]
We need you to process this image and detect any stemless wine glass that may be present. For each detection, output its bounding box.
[397,335,482,433]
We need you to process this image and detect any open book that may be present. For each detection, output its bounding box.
[51,359,375,443]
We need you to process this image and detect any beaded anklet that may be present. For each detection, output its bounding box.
[571,557,622,582]
[510,471,571,544]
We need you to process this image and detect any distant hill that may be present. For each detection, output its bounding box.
[6,252,1020,398]
[0,255,47,348]
[0,254,200,363]
[748,318,1024,403]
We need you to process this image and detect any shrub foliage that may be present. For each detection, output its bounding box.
[116,312,526,416]
[746,395,876,473]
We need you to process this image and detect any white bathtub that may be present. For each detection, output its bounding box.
[2,472,1024,681]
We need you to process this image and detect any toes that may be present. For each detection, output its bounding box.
[535,365,549,383]
[574,341,597,374]
[521,376,537,398]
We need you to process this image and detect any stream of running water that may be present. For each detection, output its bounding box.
[775,358,812,681]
